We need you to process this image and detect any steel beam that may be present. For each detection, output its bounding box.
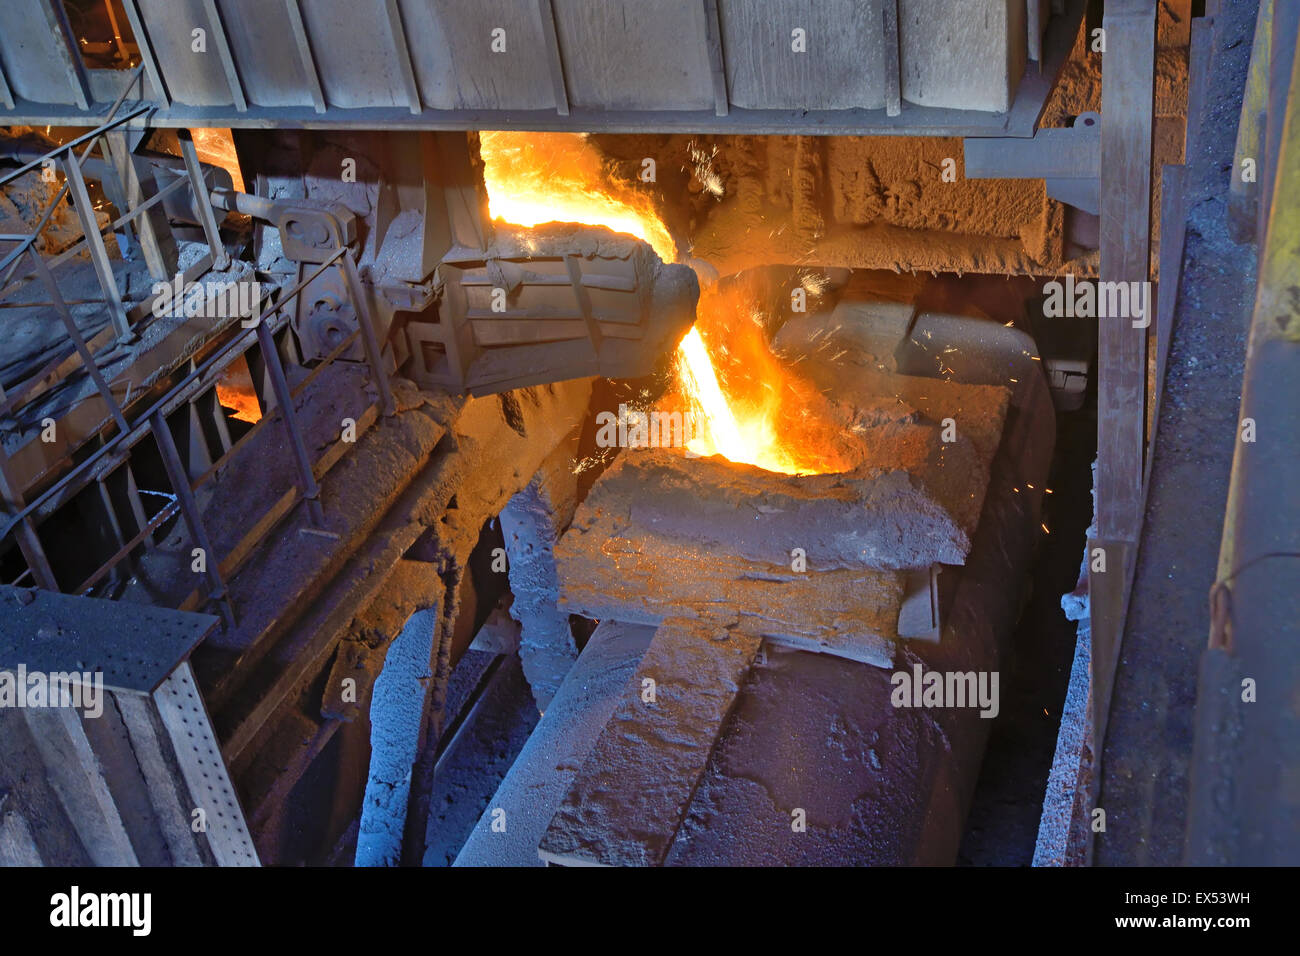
[177,129,231,270]
[1096,2,1156,543]
[0,1,1086,136]
[1089,0,1156,827]
[536,0,571,117]
[382,0,422,115]
[284,0,327,114]
[199,0,247,111]
[120,0,170,107]
[964,112,1102,214]
[60,147,133,341]
[963,121,1100,180]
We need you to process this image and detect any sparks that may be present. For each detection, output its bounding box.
[478,130,848,475]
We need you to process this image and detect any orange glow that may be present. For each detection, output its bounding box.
[217,356,261,424]
[191,129,245,192]
[187,133,254,420]
[477,131,845,475]
[479,131,676,262]
[674,283,853,475]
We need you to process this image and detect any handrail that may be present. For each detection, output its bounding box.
[60,245,386,612]
[0,69,403,619]
[0,105,148,191]
[0,70,149,289]
[0,172,190,303]
[1,102,397,623]
[0,245,349,541]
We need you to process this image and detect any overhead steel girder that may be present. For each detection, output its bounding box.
[0,0,1085,139]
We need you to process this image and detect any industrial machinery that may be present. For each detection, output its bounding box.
[0,0,1291,890]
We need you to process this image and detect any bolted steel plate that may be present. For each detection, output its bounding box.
[0,586,218,695]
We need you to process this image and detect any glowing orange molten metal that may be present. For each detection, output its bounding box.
[217,356,261,424]
[478,131,675,262]
[477,131,845,475]
[675,286,852,475]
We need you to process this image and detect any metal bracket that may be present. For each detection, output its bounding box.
[964,111,1101,214]
[276,204,357,263]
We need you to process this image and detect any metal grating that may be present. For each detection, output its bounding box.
[0,586,217,694]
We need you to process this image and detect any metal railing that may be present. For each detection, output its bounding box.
[1,244,393,623]
[1,87,395,626]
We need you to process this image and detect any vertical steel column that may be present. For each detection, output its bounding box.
[177,130,231,271]
[340,251,396,416]
[253,319,325,526]
[1088,0,1157,849]
[148,410,234,626]
[1096,0,1156,542]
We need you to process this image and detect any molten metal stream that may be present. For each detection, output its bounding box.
[478,131,844,475]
